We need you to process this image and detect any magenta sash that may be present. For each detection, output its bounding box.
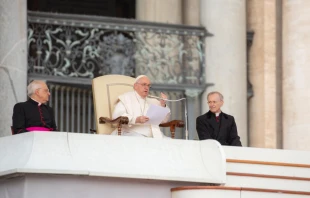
[26,127,52,132]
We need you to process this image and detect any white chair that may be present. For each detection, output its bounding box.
[92,75,184,138]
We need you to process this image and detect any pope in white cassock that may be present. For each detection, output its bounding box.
[111,75,170,138]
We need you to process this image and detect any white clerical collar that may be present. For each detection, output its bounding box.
[215,112,221,117]
[30,98,42,106]
[134,91,146,100]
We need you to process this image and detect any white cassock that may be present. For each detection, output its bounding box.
[111,91,171,138]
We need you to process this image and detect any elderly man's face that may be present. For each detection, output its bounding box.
[207,93,223,113]
[35,82,50,103]
[134,77,151,98]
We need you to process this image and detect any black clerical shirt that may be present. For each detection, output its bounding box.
[196,111,242,146]
[12,99,57,134]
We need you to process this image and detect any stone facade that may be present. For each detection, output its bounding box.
[1,0,310,150]
[247,0,282,148]
[282,0,310,150]
[0,0,28,137]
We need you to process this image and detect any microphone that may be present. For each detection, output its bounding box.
[147,94,189,140]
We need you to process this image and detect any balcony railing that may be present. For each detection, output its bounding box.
[28,11,208,88]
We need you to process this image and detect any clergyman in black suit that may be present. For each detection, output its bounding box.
[196,91,242,146]
[12,80,57,134]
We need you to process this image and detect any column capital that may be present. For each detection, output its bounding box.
[185,88,203,98]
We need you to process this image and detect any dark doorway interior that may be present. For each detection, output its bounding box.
[27,0,136,19]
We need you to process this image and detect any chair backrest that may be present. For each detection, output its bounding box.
[92,75,136,134]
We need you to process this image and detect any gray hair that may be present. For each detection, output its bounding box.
[27,80,45,97]
[207,91,224,101]
[134,75,148,84]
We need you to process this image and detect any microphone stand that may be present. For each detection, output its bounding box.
[184,100,188,140]
[148,95,189,140]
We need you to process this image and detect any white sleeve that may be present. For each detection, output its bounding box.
[112,101,138,125]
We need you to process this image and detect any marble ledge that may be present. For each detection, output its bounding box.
[0,132,226,184]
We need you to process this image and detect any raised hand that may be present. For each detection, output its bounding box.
[160,92,167,107]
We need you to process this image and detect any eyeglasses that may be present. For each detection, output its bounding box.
[136,83,152,88]
[37,88,50,93]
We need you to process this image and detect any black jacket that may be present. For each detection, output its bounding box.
[12,99,57,134]
[196,111,242,146]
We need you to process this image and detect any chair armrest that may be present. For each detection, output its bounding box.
[99,116,129,135]
[11,126,14,135]
[159,120,184,139]
[99,116,129,124]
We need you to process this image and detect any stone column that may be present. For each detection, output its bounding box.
[135,0,182,82]
[182,0,201,140]
[282,0,310,150]
[183,0,200,26]
[0,0,28,137]
[135,0,183,82]
[247,0,282,148]
[185,89,204,140]
[136,0,182,24]
[200,0,247,146]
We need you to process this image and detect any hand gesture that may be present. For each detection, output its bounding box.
[136,116,149,124]
[160,92,167,107]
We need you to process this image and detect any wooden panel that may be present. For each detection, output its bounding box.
[171,186,310,195]
[227,159,310,168]
[226,172,310,181]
